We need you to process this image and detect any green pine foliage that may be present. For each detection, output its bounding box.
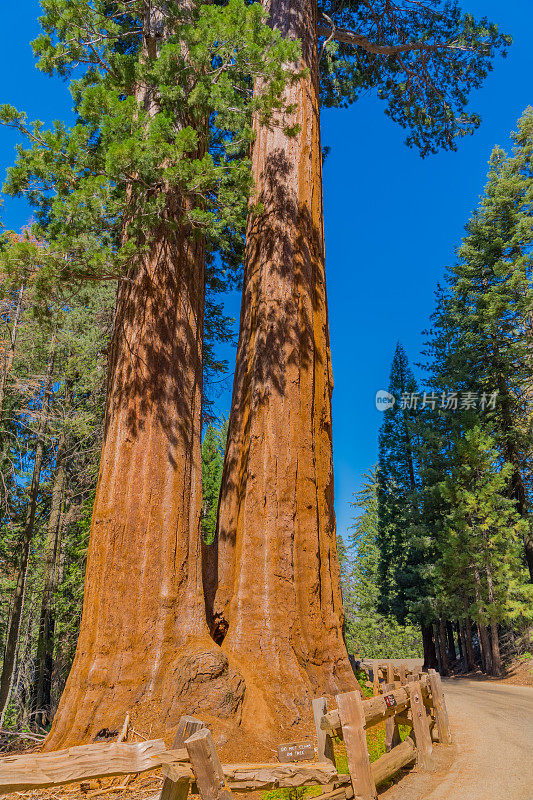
[202,418,228,544]
[368,110,533,674]
[0,0,300,308]
[377,343,423,623]
[318,0,510,155]
[342,468,423,659]
[438,426,532,630]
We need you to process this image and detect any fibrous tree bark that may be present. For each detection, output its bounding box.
[212,0,358,735]
[45,3,244,750]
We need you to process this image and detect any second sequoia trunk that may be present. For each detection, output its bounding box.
[212,0,357,734]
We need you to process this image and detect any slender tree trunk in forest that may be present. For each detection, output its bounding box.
[458,621,467,670]
[45,4,244,750]
[477,623,492,674]
[490,622,502,677]
[455,621,463,663]
[433,624,443,674]
[446,621,456,665]
[485,565,502,676]
[32,432,67,729]
[464,617,476,671]
[212,0,357,734]
[421,624,438,670]
[0,343,54,726]
[0,284,24,512]
[15,587,38,729]
[437,620,449,676]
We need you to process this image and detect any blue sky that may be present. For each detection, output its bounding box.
[1,1,531,538]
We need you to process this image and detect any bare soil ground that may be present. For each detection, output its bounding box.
[452,655,533,687]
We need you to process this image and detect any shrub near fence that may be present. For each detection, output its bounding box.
[0,665,452,800]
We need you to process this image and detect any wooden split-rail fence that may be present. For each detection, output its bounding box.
[0,665,452,800]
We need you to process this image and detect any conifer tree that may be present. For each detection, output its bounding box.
[439,426,532,676]
[377,343,420,621]
[1,0,298,748]
[202,419,228,544]
[214,0,510,727]
[429,109,533,579]
[343,468,422,659]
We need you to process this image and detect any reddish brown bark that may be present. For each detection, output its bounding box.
[211,0,358,736]
[45,2,246,751]
[45,219,244,750]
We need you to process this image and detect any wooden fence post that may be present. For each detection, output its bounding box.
[386,663,395,685]
[372,667,380,697]
[186,728,233,800]
[398,664,407,686]
[160,716,205,800]
[313,698,335,764]
[407,682,435,771]
[382,683,401,753]
[336,691,377,800]
[428,670,452,745]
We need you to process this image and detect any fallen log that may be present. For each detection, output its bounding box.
[371,738,416,786]
[0,739,166,795]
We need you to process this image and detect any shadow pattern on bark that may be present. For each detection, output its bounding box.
[209,0,358,737]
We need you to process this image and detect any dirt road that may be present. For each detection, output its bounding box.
[382,678,533,800]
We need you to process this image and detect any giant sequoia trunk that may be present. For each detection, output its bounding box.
[212,0,357,735]
[45,4,244,751]
[45,217,244,750]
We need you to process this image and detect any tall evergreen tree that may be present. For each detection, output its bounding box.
[438,426,532,676]
[202,418,228,544]
[377,343,420,621]
[343,468,422,660]
[428,108,533,579]
[1,0,298,748]
[214,0,509,730]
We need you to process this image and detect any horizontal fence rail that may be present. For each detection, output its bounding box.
[0,664,452,800]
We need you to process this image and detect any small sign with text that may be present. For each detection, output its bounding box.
[277,741,316,763]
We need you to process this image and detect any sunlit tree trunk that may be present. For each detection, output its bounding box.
[486,566,502,676]
[490,622,502,677]
[455,621,463,664]
[45,3,244,750]
[477,623,492,674]
[213,0,357,735]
